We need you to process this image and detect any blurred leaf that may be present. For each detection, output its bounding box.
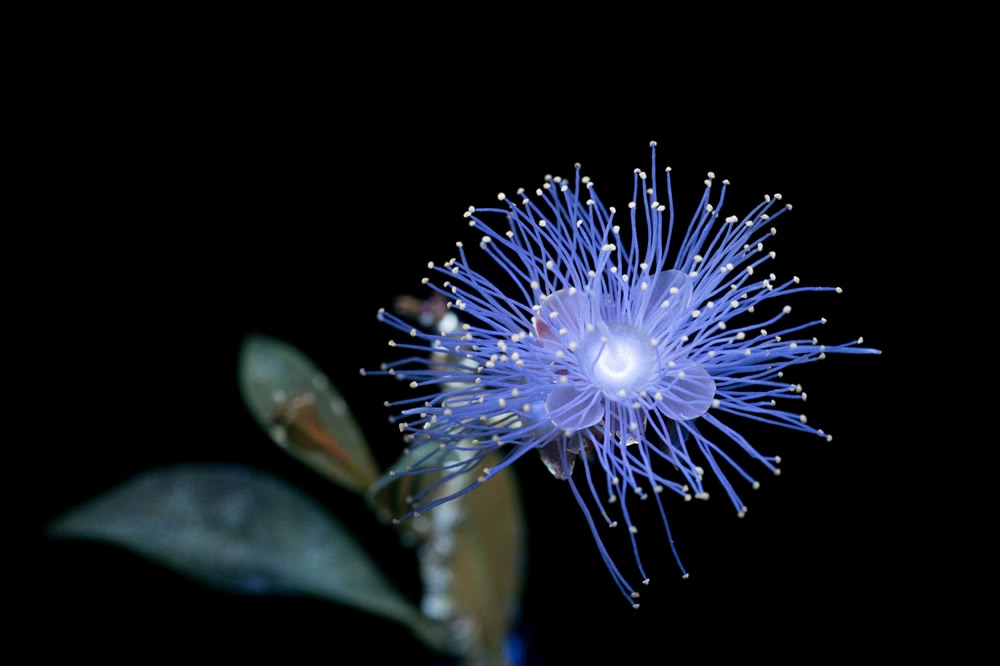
[239,334,378,494]
[368,441,526,665]
[49,464,446,651]
[448,451,525,665]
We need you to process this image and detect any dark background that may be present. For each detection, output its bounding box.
[23,32,929,664]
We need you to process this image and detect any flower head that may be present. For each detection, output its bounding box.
[369,143,879,605]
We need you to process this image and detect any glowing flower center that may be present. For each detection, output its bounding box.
[581,323,656,395]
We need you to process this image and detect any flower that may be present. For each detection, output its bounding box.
[369,143,879,606]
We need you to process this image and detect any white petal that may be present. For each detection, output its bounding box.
[655,360,715,421]
[545,384,604,431]
[535,288,590,346]
[633,269,692,335]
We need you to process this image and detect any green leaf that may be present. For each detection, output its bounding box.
[49,464,446,651]
[238,334,379,494]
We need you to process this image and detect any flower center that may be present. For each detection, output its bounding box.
[580,322,656,396]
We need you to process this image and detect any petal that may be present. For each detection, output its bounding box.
[545,384,604,431]
[633,269,692,335]
[534,288,591,346]
[517,399,556,442]
[655,360,716,421]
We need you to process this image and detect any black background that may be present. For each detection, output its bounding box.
[22,27,932,664]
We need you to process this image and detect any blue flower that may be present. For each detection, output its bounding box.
[369,143,879,606]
